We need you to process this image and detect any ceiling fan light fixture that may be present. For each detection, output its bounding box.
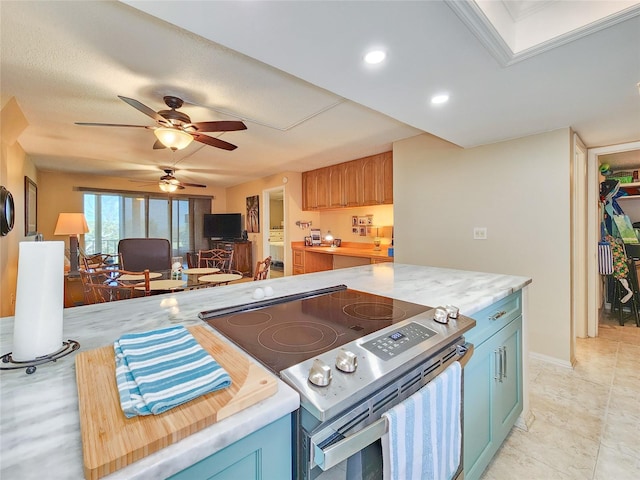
[159,181,179,193]
[154,127,194,150]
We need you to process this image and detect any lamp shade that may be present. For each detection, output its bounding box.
[54,213,89,235]
[154,127,194,150]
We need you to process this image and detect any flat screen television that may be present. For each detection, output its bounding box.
[203,213,242,240]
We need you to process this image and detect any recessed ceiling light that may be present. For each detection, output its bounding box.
[431,94,450,105]
[364,50,386,64]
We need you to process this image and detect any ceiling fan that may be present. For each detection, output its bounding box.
[76,95,246,151]
[157,169,206,192]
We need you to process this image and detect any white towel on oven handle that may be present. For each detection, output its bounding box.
[381,360,462,480]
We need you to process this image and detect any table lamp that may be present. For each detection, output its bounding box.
[371,226,382,251]
[54,213,89,277]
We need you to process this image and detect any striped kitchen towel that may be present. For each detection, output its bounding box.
[114,325,232,418]
[381,361,461,480]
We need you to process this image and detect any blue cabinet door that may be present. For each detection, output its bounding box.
[168,415,292,480]
[493,317,523,442]
[464,291,523,480]
[463,338,494,480]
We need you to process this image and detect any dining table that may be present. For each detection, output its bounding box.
[198,273,243,286]
[135,279,187,292]
[182,267,220,276]
[118,271,163,281]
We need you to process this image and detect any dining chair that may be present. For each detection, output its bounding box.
[118,238,171,272]
[186,252,199,268]
[79,268,151,304]
[82,253,122,270]
[253,256,272,281]
[198,249,235,272]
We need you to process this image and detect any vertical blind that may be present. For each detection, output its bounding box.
[83,191,211,257]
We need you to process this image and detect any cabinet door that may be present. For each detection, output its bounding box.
[463,338,494,480]
[168,415,292,480]
[344,159,362,206]
[302,171,317,210]
[329,164,345,208]
[463,316,523,480]
[493,317,523,442]
[315,167,330,209]
[234,242,252,276]
[380,151,393,204]
[361,155,380,205]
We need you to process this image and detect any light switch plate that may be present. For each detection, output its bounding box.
[473,227,487,240]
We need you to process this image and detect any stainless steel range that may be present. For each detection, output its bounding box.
[199,285,475,480]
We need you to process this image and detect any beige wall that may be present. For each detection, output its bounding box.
[1,98,36,317]
[317,205,394,247]
[393,130,572,364]
[226,172,313,276]
[36,170,224,244]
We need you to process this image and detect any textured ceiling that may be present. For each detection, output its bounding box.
[2,1,639,189]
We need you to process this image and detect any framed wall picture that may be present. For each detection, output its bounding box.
[24,176,37,236]
[246,195,260,233]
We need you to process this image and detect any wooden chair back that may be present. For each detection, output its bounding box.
[82,253,122,270]
[253,256,272,281]
[186,252,199,268]
[79,268,150,304]
[198,249,234,272]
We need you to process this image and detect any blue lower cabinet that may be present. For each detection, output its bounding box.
[464,292,523,480]
[168,415,292,480]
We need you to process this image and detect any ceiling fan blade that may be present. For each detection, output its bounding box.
[153,139,167,150]
[180,182,207,188]
[191,133,237,151]
[191,121,247,132]
[75,122,152,128]
[118,96,168,124]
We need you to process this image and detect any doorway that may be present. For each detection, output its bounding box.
[262,186,285,277]
[587,141,640,337]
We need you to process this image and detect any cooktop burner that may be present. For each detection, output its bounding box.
[201,286,431,373]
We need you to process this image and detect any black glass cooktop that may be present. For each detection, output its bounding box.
[200,285,431,373]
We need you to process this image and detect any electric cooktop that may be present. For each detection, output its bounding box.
[199,285,432,373]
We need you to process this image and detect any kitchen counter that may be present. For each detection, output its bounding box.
[292,243,393,261]
[0,263,530,479]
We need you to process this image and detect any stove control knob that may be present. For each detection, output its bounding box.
[433,307,449,324]
[335,349,358,373]
[308,359,332,387]
[445,304,459,319]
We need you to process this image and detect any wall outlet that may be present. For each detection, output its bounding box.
[473,227,487,240]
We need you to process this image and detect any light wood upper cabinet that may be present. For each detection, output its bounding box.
[329,164,345,208]
[344,160,362,207]
[361,154,380,205]
[315,167,330,209]
[302,151,392,210]
[302,169,317,210]
[381,151,393,204]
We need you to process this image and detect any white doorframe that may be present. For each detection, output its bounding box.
[587,141,640,337]
[262,186,286,275]
[572,134,588,351]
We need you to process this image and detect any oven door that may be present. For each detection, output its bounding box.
[298,343,473,480]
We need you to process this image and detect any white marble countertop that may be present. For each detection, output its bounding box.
[0,263,530,479]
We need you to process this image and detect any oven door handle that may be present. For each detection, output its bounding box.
[312,343,474,471]
[312,417,388,471]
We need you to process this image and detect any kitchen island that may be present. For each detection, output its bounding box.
[0,263,530,480]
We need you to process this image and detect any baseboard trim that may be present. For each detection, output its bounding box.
[514,409,535,432]
[529,351,575,369]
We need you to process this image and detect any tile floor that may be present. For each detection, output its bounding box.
[481,311,640,480]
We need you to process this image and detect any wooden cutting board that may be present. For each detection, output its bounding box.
[75,325,278,480]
